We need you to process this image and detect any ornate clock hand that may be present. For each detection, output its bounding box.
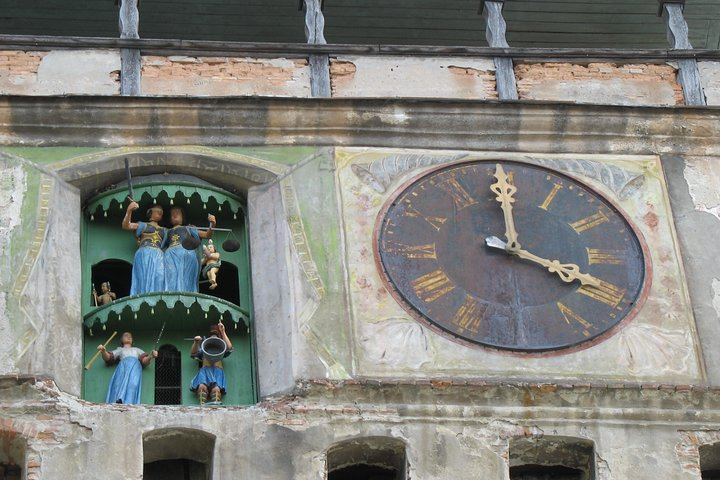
[490,164,521,252]
[485,236,602,288]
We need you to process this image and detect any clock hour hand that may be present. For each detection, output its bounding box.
[485,236,602,288]
[490,164,521,252]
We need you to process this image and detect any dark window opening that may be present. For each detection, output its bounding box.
[198,261,240,305]
[143,428,215,480]
[329,464,397,480]
[510,436,595,480]
[327,437,407,480]
[510,464,584,480]
[701,442,720,480]
[154,344,182,405]
[91,259,132,305]
[143,459,206,480]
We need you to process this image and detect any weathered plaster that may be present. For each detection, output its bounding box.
[330,56,497,99]
[4,377,720,480]
[0,50,120,96]
[662,155,720,384]
[699,61,720,106]
[0,155,82,396]
[682,157,720,221]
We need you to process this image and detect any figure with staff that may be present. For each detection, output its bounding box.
[190,322,233,406]
[97,332,158,404]
[163,206,216,292]
[92,281,117,306]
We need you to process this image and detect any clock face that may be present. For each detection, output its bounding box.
[374,160,650,353]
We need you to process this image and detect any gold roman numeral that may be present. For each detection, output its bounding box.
[403,201,448,231]
[451,294,487,334]
[586,248,625,265]
[412,269,455,303]
[557,302,594,337]
[570,210,609,234]
[385,242,437,259]
[436,176,478,210]
[578,279,626,308]
[538,183,563,211]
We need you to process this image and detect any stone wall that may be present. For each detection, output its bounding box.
[4,376,720,480]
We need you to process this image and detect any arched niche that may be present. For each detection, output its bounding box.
[509,436,595,480]
[0,429,26,480]
[143,427,216,480]
[75,149,281,406]
[326,436,408,480]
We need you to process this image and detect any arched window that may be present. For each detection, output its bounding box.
[509,436,595,480]
[154,344,182,405]
[327,437,407,480]
[700,442,720,479]
[143,428,215,480]
[0,430,25,480]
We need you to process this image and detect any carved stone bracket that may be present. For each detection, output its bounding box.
[481,0,518,100]
[118,0,142,96]
[303,0,330,98]
[660,2,706,105]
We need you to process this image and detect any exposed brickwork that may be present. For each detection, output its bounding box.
[515,62,684,105]
[142,55,308,86]
[446,65,498,99]
[0,50,46,75]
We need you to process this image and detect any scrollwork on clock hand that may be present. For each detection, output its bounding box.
[485,236,602,288]
[490,164,521,252]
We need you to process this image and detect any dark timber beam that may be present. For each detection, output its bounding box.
[480,0,518,100]
[118,0,141,96]
[303,0,330,98]
[659,1,705,105]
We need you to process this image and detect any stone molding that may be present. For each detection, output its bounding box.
[1,96,719,156]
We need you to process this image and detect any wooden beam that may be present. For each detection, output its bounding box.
[1,34,720,61]
[118,0,141,96]
[482,1,517,100]
[660,2,705,105]
[303,0,330,98]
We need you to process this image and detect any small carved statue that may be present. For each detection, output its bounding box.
[92,281,117,306]
[202,240,222,290]
[190,322,233,406]
[98,332,157,404]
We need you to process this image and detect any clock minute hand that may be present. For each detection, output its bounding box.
[485,236,602,288]
[490,164,521,252]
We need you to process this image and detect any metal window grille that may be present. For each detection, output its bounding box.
[154,344,182,405]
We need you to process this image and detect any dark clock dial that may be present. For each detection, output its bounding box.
[374,160,650,353]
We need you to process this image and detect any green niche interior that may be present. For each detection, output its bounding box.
[81,175,256,406]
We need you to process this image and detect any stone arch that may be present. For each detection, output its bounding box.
[143,427,216,480]
[48,146,285,198]
[509,436,595,480]
[326,436,408,480]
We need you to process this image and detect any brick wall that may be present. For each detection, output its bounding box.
[515,62,684,106]
[141,55,311,97]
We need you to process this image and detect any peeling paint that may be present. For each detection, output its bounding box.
[683,158,720,220]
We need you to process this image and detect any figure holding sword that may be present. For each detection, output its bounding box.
[121,159,167,295]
